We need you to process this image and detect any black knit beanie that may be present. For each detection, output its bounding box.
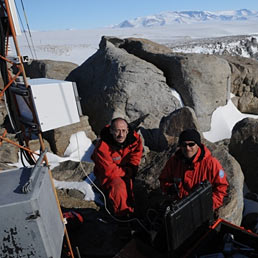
[179,129,201,147]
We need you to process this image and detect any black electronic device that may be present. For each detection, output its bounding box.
[152,180,214,253]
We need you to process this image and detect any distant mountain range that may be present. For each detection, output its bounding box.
[113,9,258,28]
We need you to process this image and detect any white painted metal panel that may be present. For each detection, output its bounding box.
[28,78,80,132]
[7,0,21,36]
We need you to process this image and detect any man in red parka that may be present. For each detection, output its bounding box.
[91,117,143,217]
[159,129,228,210]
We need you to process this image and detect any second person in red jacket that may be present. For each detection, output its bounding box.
[91,117,143,217]
[159,129,228,210]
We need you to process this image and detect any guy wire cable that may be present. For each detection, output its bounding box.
[15,3,35,60]
[74,132,151,235]
[15,0,37,59]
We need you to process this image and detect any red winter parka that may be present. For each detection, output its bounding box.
[91,125,143,186]
[91,125,143,215]
[159,144,228,210]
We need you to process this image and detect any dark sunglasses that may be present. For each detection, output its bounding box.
[180,142,196,148]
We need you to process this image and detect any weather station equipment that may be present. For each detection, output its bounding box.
[0,0,79,257]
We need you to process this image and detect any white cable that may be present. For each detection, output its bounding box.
[75,133,151,234]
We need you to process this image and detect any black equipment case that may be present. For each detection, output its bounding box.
[153,180,214,253]
[151,180,258,258]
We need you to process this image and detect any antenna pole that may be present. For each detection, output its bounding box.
[1,1,75,257]
[4,0,29,87]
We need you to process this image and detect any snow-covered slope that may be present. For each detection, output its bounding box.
[16,20,258,65]
[114,9,258,28]
[168,35,258,60]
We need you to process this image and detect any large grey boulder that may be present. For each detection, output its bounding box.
[21,59,78,80]
[66,36,181,134]
[205,140,244,225]
[116,37,231,131]
[160,106,201,145]
[139,106,200,152]
[222,55,258,114]
[229,118,258,194]
[169,53,230,131]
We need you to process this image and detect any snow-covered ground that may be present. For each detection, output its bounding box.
[203,99,258,142]
[16,20,258,65]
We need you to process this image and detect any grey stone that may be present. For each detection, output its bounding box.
[0,133,19,165]
[238,92,258,113]
[229,117,258,194]
[52,160,94,182]
[21,59,78,80]
[222,55,258,114]
[159,106,201,145]
[67,36,181,134]
[116,37,231,131]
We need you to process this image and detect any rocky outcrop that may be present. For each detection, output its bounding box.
[222,55,258,114]
[167,37,258,116]
[1,36,257,235]
[115,37,231,131]
[20,59,78,80]
[138,107,200,152]
[169,35,258,61]
[168,53,230,131]
[66,37,181,134]
[229,118,258,194]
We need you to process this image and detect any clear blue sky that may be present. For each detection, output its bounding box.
[14,0,258,31]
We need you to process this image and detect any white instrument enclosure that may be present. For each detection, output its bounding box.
[17,78,81,132]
